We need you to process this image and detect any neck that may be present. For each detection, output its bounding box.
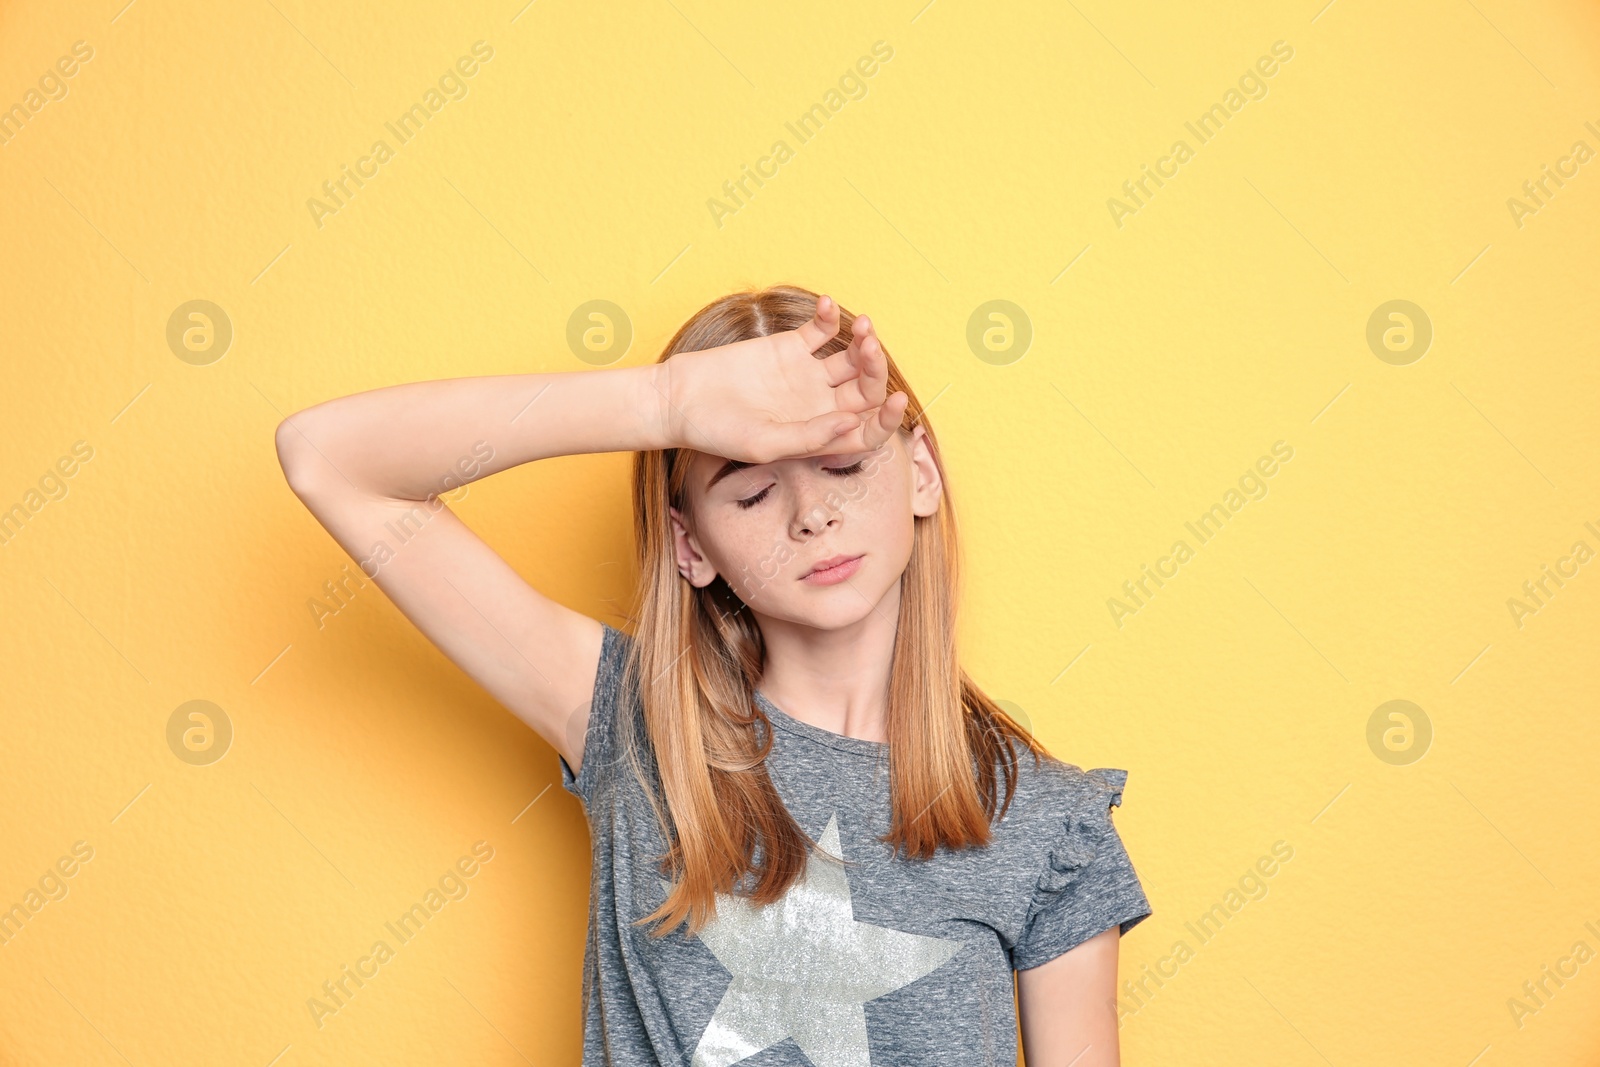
[752,582,902,744]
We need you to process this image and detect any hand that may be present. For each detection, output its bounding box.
[655,295,910,464]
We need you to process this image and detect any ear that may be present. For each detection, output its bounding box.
[906,425,943,519]
[667,505,719,587]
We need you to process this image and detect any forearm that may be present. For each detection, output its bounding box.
[275,364,672,501]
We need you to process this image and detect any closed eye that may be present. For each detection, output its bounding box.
[734,460,866,509]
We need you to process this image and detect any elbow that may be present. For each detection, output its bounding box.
[274,413,327,500]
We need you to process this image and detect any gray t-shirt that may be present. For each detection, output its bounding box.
[559,623,1153,1066]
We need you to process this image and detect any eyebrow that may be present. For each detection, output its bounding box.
[705,458,756,492]
[704,451,865,493]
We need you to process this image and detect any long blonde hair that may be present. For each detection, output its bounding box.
[617,283,1048,938]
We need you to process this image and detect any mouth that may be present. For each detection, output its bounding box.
[801,553,864,584]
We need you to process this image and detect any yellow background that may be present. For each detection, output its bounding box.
[3,0,1599,1063]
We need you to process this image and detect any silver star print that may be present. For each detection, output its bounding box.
[679,812,962,1067]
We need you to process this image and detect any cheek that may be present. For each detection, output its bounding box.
[699,515,790,583]
[835,471,915,553]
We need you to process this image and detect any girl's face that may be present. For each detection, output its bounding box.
[669,424,944,631]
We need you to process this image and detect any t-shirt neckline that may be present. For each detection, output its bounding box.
[752,689,889,758]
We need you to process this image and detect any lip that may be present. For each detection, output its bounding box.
[801,553,863,585]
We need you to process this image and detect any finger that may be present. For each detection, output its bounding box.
[817,314,887,406]
[849,318,888,408]
[800,391,905,458]
[796,410,864,457]
[821,313,872,384]
[793,294,842,354]
[860,391,908,451]
[752,409,859,463]
[882,390,909,433]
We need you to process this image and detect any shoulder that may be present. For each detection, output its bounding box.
[587,621,638,729]
[1001,746,1131,833]
[995,749,1140,895]
[560,621,641,804]
[596,621,636,687]
[1001,751,1154,968]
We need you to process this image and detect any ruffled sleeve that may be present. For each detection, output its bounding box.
[1011,766,1154,970]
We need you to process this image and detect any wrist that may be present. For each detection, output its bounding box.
[637,359,682,451]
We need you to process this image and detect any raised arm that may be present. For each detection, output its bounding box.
[273,365,671,776]
[272,294,906,778]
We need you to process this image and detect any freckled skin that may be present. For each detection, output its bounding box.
[669,423,943,634]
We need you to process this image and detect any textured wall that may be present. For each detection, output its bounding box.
[2,0,1598,1064]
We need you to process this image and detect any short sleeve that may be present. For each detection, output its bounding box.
[559,622,633,805]
[1012,766,1153,971]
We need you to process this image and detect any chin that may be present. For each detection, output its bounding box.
[768,585,893,632]
[772,605,882,632]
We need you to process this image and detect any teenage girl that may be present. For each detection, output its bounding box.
[275,285,1153,1067]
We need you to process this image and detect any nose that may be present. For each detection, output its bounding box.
[788,470,843,539]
